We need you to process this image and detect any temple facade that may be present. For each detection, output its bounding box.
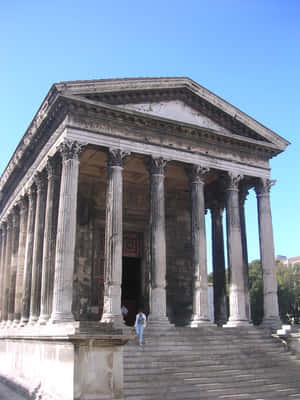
[0,77,289,399]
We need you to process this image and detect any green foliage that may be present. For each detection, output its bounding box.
[248,260,300,324]
[248,260,263,325]
[277,262,300,323]
[207,272,213,283]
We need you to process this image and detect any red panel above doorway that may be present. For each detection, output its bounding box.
[99,231,141,258]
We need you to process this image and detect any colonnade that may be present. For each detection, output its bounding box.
[0,139,281,329]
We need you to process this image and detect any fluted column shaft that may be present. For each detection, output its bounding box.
[225,172,248,326]
[148,157,168,321]
[0,224,7,321]
[21,186,37,324]
[39,156,61,324]
[2,216,13,322]
[239,186,251,322]
[14,197,28,323]
[101,148,129,326]
[29,172,48,323]
[188,165,211,326]
[50,141,83,323]
[255,178,280,328]
[211,204,227,325]
[8,206,20,322]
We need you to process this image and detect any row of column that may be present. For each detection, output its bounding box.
[0,138,281,329]
[0,141,83,326]
[99,150,280,329]
[210,174,280,327]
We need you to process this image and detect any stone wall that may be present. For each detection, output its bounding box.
[166,189,193,325]
[0,332,125,400]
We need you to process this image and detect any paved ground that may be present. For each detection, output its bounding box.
[0,381,27,400]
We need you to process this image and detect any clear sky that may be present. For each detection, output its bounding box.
[1,0,299,267]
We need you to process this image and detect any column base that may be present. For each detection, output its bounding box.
[147,315,173,331]
[38,314,50,325]
[49,311,75,324]
[190,317,215,328]
[260,316,282,330]
[223,319,252,328]
[101,313,128,330]
[19,317,28,327]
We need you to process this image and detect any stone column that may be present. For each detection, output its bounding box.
[14,196,28,323]
[211,203,227,326]
[188,165,212,326]
[0,224,7,321]
[2,215,13,322]
[29,171,48,323]
[21,185,37,325]
[50,141,83,323]
[39,156,61,324]
[101,148,129,326]
[239,185,251,322]
[147,157,169,323]
[224,172,249,327]
[8,205,20,322]
[255,178,281,329]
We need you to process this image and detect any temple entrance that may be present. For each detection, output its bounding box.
[122,257,141,326]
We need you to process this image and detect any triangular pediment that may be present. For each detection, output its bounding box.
[118,99,232,136]
[53,77,289,150]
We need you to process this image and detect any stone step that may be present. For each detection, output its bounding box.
[125,338,285,349]
[123,327,300,400]
[124,373,300,388]
[124,385,300,400]
[135,338,279,347]
[124,366,299,380]
[124,351,290,364]
[124,379,300,397]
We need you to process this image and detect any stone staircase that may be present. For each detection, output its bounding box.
[123,325,300,400]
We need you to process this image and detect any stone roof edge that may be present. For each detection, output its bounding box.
[54,77,290,150]
[0,85,61,193]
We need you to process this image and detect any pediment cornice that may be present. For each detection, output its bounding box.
[63,94,281,157]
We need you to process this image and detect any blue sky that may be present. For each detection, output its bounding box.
[1,0,299,266]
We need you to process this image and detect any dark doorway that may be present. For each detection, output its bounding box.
[122,257,141,326]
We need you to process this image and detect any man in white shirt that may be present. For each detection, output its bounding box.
[134,311,147,346]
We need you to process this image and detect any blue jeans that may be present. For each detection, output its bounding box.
[136,324,144,345]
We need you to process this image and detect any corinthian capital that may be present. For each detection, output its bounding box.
[27,184,37,203]
[107,148,130,167]
[34,171,47,192]
[225,172,243,191]
[46,155,61,180]
[187,165,209,184]
[255,178,276,196]
[239,183,251,205]
[58,140,85,161]
[147,156,168,175]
